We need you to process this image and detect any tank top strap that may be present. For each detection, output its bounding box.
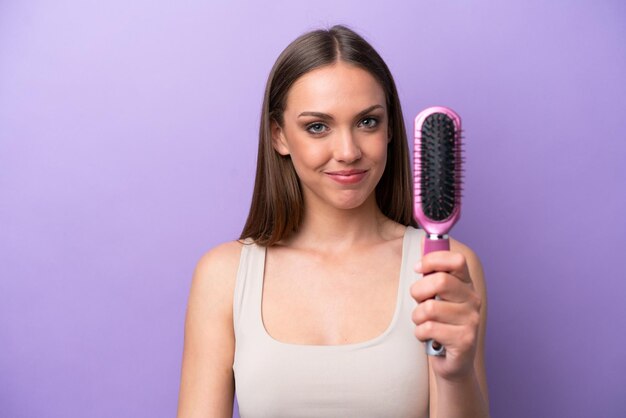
[233,239,266,338]
[402,226,425,276]
[398,226,425,319]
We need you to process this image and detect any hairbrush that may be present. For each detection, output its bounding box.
[413,106,463,356]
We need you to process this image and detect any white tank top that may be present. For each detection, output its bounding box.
[232,226,429,417]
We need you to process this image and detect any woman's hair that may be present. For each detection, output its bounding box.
[240,24,417,246]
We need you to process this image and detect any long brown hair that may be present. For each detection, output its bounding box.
[240,25,416,246]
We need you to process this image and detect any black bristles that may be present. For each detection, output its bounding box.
[419,113,460,221]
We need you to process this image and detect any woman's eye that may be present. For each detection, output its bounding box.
[306,123,328,134]
[360,117,379,129]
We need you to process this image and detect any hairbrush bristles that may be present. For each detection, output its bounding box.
[420,113,459,221]
[413,106,463,236]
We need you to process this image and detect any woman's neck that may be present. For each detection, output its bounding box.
[284,194,401,252]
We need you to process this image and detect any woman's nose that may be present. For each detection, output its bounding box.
[333,129,362,163]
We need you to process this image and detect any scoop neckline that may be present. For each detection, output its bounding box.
[257,227,411,350]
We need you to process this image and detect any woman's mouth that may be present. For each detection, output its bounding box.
[324,169,369,185]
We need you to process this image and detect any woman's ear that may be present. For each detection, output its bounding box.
[271,119,290,156]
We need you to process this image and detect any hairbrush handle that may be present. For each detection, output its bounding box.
[423,235,450,254]
[424,234,449,356]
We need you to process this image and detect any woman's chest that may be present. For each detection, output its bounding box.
[262,247,402,345]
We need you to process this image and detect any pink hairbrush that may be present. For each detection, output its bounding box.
[413,106,463,356]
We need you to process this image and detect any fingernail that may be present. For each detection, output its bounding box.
[414,261,422,273]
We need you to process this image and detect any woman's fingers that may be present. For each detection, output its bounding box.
[411,298,480,327]
[411,298,481,351]
[416,250,471,284]
[410,271,480,305]
[413,321,479,354]
[409,249,482,358]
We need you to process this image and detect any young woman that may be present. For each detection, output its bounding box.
[177,25,489,418]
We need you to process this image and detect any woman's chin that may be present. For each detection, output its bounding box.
[328,191,376,211]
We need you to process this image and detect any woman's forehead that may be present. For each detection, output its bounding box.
[284,63,386,115]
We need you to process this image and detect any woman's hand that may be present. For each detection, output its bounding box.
[410,249,482,381]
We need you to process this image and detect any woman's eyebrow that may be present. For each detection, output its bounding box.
[297,104,385,120]
[297,111,333,120]
[354,104,385,119]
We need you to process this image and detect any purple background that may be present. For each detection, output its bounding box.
[1,1,625,417]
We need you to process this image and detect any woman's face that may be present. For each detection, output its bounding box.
[271,62,389,212]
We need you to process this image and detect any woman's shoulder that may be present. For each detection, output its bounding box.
[449,236,486,292]
[195,240,245,272]
[448,236,481,267]
[189,240,245,312]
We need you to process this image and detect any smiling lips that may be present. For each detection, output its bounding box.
[324,169,369,185]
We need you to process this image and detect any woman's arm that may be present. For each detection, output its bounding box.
[177,242,242,418]
[411,238,490,418]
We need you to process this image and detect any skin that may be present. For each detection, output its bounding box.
[177,61,489,417]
